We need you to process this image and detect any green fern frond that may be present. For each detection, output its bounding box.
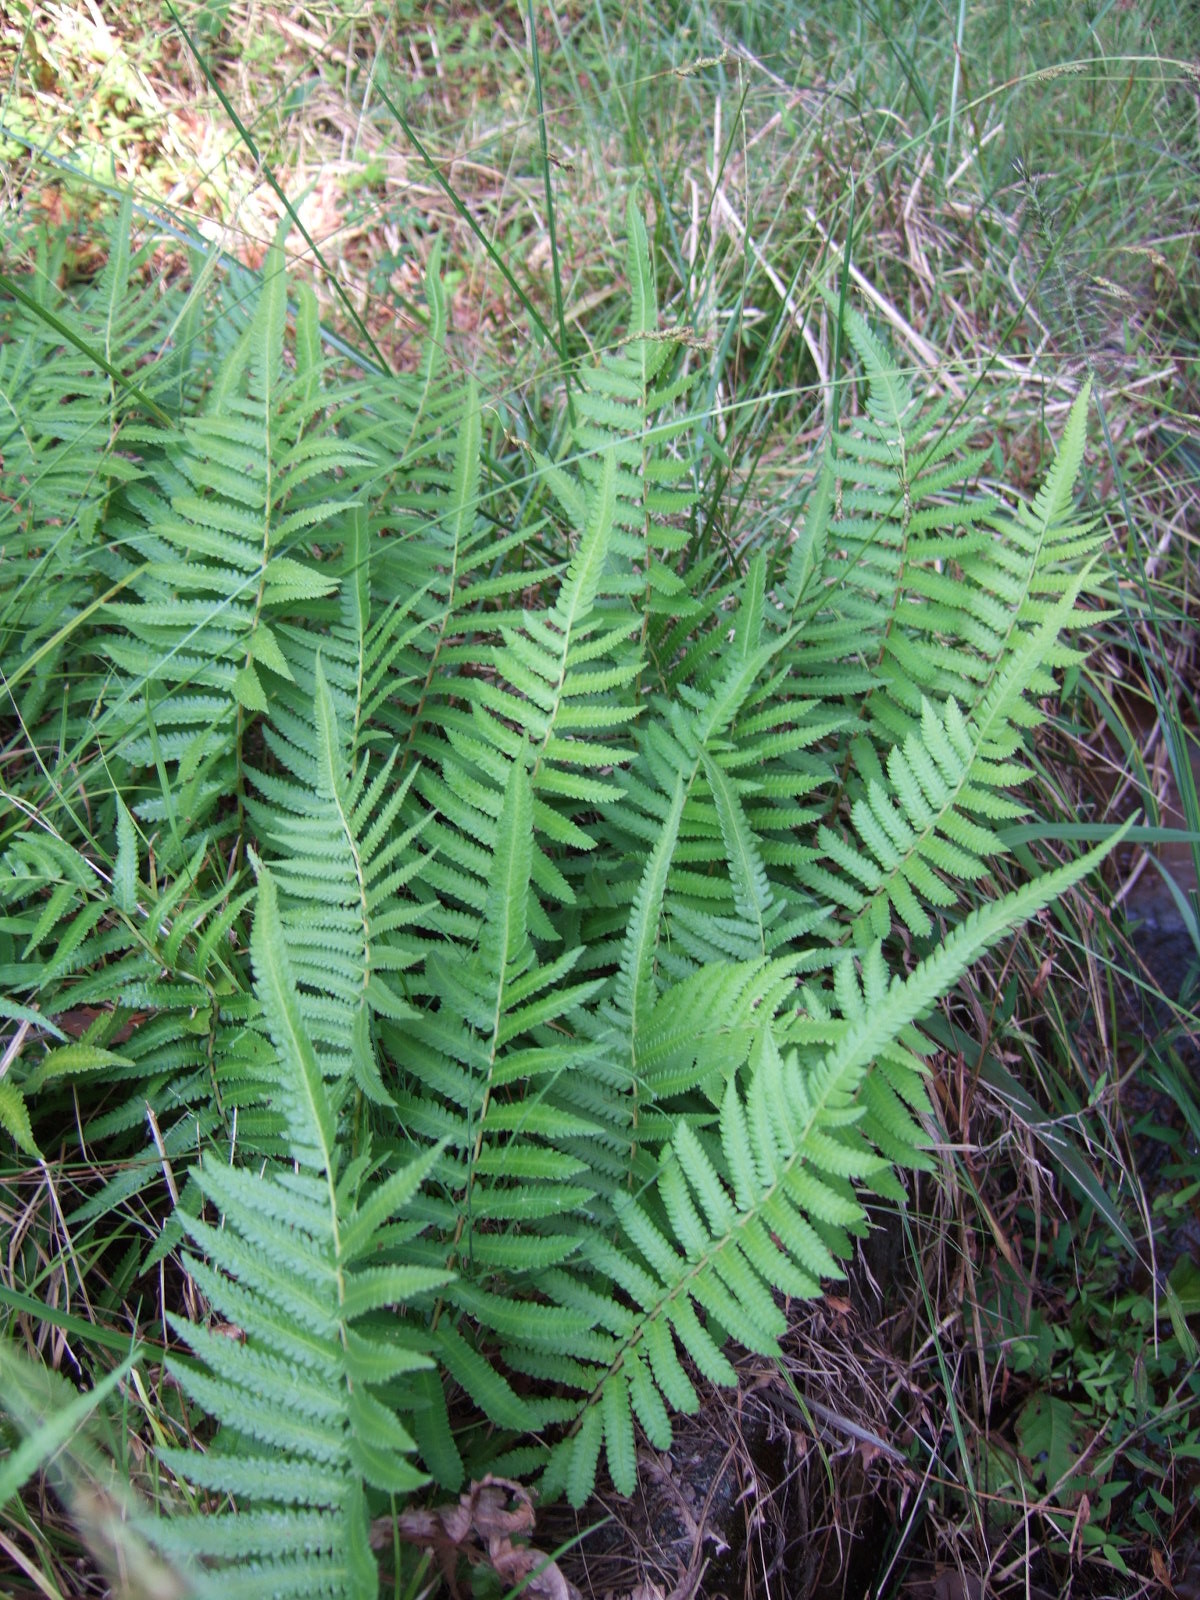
[786,348,1101,943]
[559,195,701,615]
[156,865,449,1595]
[0,821,266,1215]
[249,653,434,1104]
[97,238,360,840]
[541,824,1126,1505]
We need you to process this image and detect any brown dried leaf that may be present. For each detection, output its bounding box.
[376,1476,581,1600]
[1151,1546,1175,1594]
[932,1569,985,1600]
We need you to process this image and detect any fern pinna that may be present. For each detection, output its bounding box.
[0,195,1120,1593]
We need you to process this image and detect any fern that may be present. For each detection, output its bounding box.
[0,192,1125,1589]
[0,195,182,736]
[0,810,265,1217]
[247,650,433,1107]
[98,235,360,846]
[155,866,449,1597]
[538,828,1124,1503]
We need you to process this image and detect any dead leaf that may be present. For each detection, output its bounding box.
[1151,1546,1175,1594]
[375,1476,581,1600]
[1067,1491,1091,1563]
[933,1568,985,1600]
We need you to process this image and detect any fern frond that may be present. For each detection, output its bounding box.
[248,654,432,1104]
[157,866,449,1595]
[540,825,1126,1504]
[97,238,360,841]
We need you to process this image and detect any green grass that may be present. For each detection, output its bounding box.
[1,1,1198,1596]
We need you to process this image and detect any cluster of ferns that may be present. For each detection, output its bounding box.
[0,195,1115,1595]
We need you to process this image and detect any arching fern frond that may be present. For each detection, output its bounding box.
[538,826,1126,1505]
[156,867,450,1597]
[0,817,266,1224]
[248,651,433,1107]
[99,236,360,843]
[569,198,700,603]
